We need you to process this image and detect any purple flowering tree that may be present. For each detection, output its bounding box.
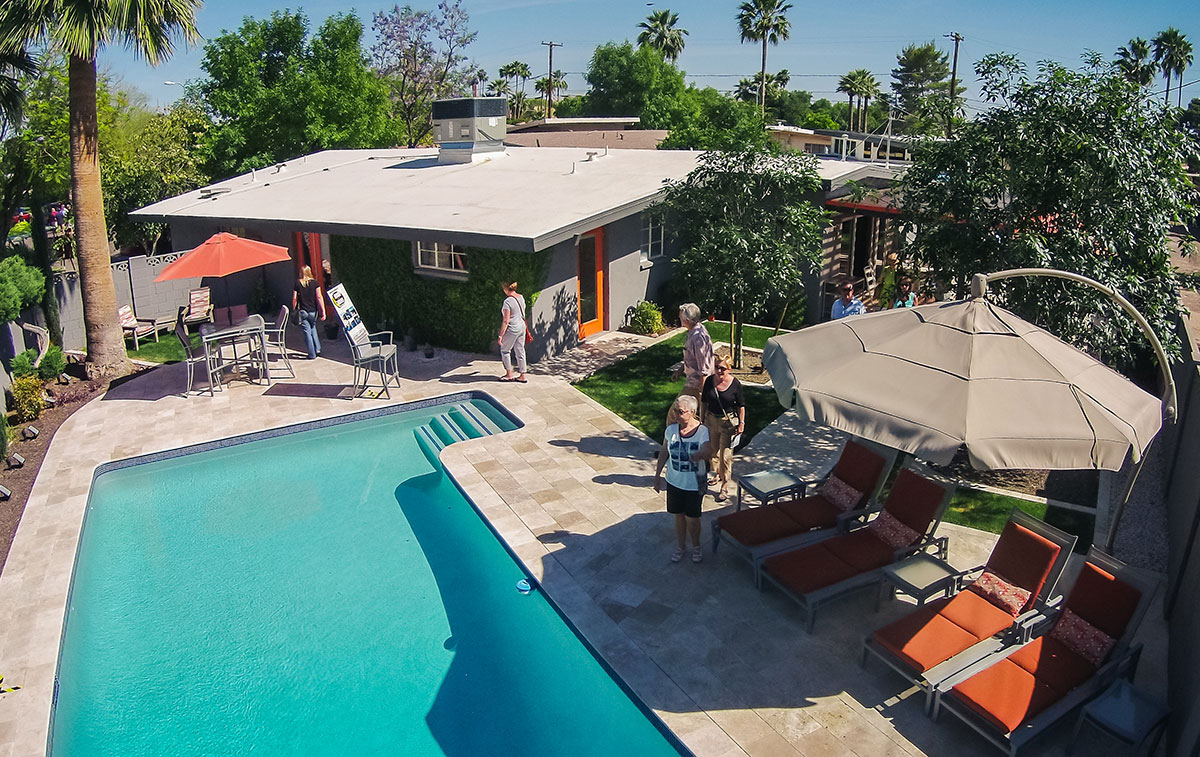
[371,0,477,147]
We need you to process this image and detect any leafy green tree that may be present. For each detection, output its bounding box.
[371,0,476,147]
[658,87,767,150]
[202,12,398,176]
[766,88,812,126]
[659,146,825,366]
[0,0,200,379]
[1116,38,1157,89]
[574,41,688,120]
[891,41,952,134]
[104,101,209,253]
[637,9,688,64]
[737,0,792,115]
[0,254,44,322]
[898,53,1199,371]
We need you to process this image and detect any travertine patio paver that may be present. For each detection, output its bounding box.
[0,331,1167,756]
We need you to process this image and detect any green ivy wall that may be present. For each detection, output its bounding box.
[328,235,550,354]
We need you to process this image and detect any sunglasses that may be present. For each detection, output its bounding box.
[715,366,730,372]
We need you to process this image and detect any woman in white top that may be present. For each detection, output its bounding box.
[498,280,527,382]
[654,394,712,564]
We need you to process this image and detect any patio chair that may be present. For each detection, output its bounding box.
[346,326,400,398]
[931,549,1159,757]
[862,509,1077,712]
[118,304,160,350]
[265,305,294,379]
[180,287,214,328]
[175,323,220,396]
[759,460,956,632]
[712,437,898,577]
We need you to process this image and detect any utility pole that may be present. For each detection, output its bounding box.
[541,41,562,118]
[945,32,963,138]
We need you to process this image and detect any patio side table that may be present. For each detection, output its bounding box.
[734,470,805,512]
[878,551,957,611]
[1067,678,1169,756]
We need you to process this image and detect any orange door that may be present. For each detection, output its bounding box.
[577,229,604,338]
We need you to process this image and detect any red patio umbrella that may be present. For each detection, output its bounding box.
[154,232,291,282]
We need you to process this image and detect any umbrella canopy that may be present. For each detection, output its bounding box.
[761,298,1163,471]
[153,232,291,282]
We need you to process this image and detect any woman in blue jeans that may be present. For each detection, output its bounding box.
[292,265,327,359]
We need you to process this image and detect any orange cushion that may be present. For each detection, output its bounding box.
[950,658,1064,734]
[1065,562,1142,639]
[1007,635,1097,692]
[871,600,978,673]
[987,521,1062,608]
[823,529,896,572]
[776,495,840,532]
[763,544,857,595]
[717,505,808,547]
[883,469,946,534]
[939,587,1019,639]
[832,440,886,495]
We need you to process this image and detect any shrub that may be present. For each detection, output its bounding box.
[628,300,664,335]
[9,349,36,378]
[38,345,66,381]
[7,220,30,238]
[12,374,44,422]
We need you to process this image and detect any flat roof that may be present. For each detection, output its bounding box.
[132,147,703,252]
[507,117,641,133]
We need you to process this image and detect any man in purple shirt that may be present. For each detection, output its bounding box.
[667,302,714,427]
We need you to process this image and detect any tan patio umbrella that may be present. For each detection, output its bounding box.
[761,296,1163,472]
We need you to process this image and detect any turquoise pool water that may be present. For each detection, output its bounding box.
[52,399,683,755]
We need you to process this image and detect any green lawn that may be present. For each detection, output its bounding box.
[573,331,786,445]
[127,332,202,364]
[701,320,787,350]
[945,487,1094,551]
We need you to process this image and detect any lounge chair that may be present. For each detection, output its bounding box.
[346,327,400,398]
[862,509,1077,711]
[118,304,161,350]
[712,437,898,580]
[759,460,956,632]
[265,305,293,379]
[932,549,1158,757]
[180,287,214,328]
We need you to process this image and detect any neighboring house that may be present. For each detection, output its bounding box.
[766,125,834,155]
[769,126,918,164]
[132,100,699,361]
[506,116,668,150]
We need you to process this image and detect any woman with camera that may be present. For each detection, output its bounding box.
[700,356,746,502]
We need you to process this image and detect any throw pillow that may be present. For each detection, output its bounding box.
[868,510,920,549]
[969,569,1032,616]
[1050,608,1116,667]
[820,475,863,513]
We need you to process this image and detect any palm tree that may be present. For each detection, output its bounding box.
[637,9,688,64]
[1116,38,1157,90]
[737,0,792,115]
[486,78,511,98]
[837,73,856,131]
[0,46,37,135]
[534,71,567,116]
[848,68,879,132]
[0,0,199,379]
[1153,28,1188,105]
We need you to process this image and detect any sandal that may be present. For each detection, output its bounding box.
[691,547,703,563]
[499,376,515,382]
[715,492,728,503]
[670,547,684,563]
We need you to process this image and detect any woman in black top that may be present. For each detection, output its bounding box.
[700,356,746,502]
[292,265,327,359]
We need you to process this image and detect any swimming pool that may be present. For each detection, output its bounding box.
[52,395,685,755]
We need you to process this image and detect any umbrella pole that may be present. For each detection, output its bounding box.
[1104,444,1151,553]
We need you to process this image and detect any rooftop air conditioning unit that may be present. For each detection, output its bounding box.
[432,97,507,164]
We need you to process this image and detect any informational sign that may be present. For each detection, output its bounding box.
[326,283,369,346]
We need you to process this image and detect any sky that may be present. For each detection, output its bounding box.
[102,0,1200,118]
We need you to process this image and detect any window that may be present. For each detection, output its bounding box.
[416,241,468,273]
[641,213,665,261]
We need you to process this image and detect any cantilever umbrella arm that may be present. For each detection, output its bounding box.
[971,268,1176,554]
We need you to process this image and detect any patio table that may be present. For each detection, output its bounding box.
[200,315,272,388]
[734,469,805,511]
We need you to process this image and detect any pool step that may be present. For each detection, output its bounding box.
[411,402,505,473]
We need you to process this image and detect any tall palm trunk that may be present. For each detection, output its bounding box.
[1164,71,1171,105]
[69,55,129,378]
[760,40,768,115]
[846,92,853,130]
